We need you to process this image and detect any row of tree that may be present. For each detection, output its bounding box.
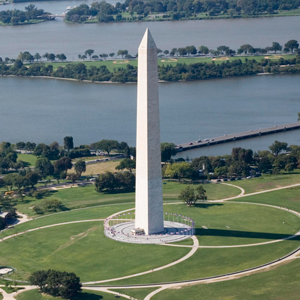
[65,0,300,23]
[95,171,135,193]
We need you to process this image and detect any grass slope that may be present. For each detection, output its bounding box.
[155,259,300,300]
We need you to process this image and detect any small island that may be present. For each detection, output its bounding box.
[0,4,53,26]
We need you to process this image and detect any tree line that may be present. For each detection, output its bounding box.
[1,40,298,64]
[163,140,300,181]
[65,0,300,23]
[0,5,48,25]
[1,54,299,83]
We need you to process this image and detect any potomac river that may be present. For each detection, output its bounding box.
[0,74,299,158]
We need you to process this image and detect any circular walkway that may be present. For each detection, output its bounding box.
[105,220,194,244]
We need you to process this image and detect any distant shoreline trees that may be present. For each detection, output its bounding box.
[64,0,300,23]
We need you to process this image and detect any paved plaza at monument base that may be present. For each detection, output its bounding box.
[104,220,194,244]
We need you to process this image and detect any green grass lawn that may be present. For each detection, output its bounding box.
[234,185,300,213]
[0,292,2,300]
[232,171,300,194]
[110,288,158,300]
[14,181,240,216]
[17,154,37,167]
[168,202,300,246]
[0,222,189,282]
[16,289,126,300]
[154,258,300,300]
[0,203,135,239]
[103,239,300,285]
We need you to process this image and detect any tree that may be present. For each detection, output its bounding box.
[117,50,128,58]
[272,42,282,53]
[53,157,72,175]
[178,186,196,206]
[195,185,207,201]
[115,158,135,172]
[198,46,209,55]
[48,53,56,62]
[269,140,288,156]
[109,53,115,58]
[161,142,177,162]
[85,49,94,60]
[29,269,81,299]
[35,157,54,178]
[56,54,67,62]
[64,136,74,151]
[284,40,299,53]
[92,139,118,156]
[164,162,193,181]
[68,173,79,183]
[95,171,116,192]
[16,142,25,149]
[26,171,40,188]
[74,160,86,176]
[34,53,41,61]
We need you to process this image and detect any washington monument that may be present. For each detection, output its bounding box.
[135,28,164,235]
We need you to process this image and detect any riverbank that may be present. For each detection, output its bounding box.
[0,19,45,26]
[1,69,299,86]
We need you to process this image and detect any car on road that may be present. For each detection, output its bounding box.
[197,139,201,142]
[189,142,193,145]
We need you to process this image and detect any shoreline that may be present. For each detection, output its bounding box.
[0,72,296,84]
[67,11,300,25]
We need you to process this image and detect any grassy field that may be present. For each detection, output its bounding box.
[168,202,300,246]
[234,185,300,213]
[155,258,300,300]
[45,54,296,72]
[232,171,300,194]
[16,289,126,300]
[14,181,240,216]
[0,292,2,300]
[71,160,121,176]
[0,203,135,239]
[103,238,300,285]
[17,154,37,167]
[0,222,189,281]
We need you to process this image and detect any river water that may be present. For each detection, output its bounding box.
[0,6,299,157]
[0,9,299,59]
[0,74,299,158]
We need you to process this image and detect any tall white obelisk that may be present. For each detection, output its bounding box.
[135,28,164,235]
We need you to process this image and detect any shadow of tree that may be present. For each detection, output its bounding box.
[72,292,103,300]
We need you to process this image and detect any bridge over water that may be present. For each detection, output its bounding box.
[177,121,300,152]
